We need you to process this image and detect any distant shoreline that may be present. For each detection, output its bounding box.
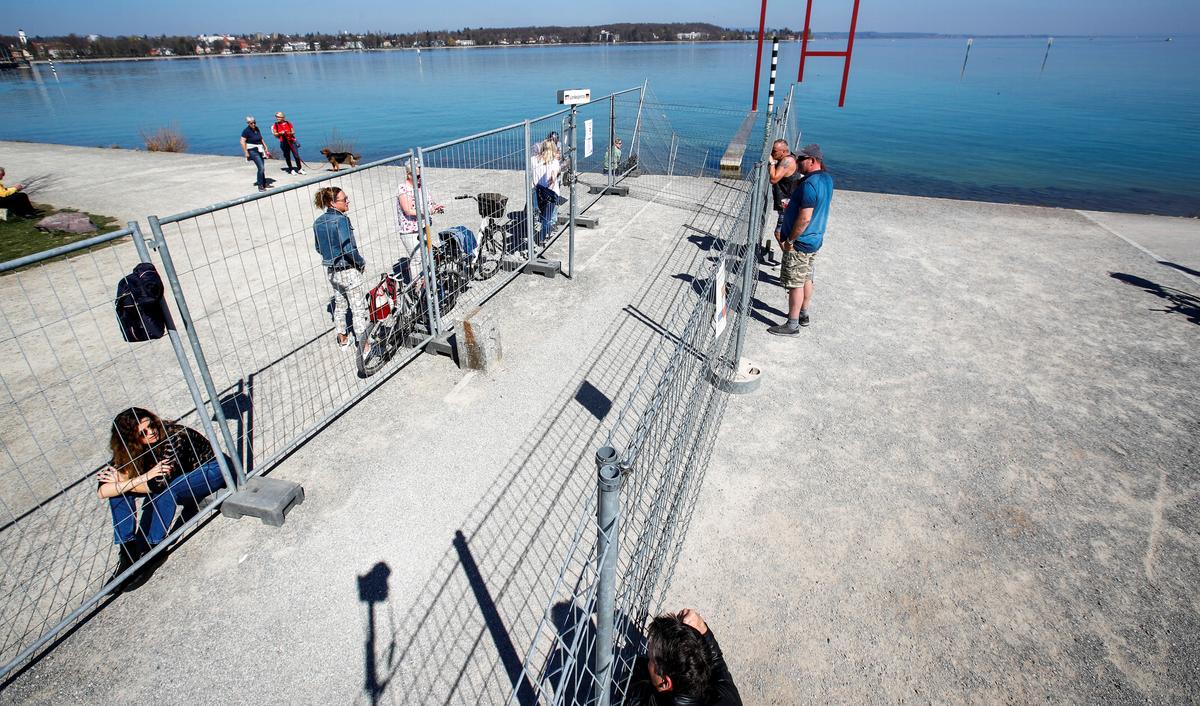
[25,34,1183,66]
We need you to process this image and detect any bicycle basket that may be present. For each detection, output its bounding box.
[477,193,508,219]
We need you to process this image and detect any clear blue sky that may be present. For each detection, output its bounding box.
[5,0,1193,37]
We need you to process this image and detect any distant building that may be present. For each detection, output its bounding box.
[197,34,236,45]
[676,32,707,41]
[456,39,475,46]
[342,40,364,50]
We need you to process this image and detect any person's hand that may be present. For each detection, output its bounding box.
[146,460,172,481]
[779,239,794,253]
[433,204,445,214]
[96,466,121,485]
[14,183,24,192]
[679,608,708,635]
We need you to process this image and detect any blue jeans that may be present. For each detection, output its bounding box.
[536,185,559,244]
[108,458,226,546]
[247,150,266,188]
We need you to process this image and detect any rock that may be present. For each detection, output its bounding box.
[36,211,96,234]
[454,306,502,371]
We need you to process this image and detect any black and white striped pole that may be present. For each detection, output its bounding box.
[767,35,779,114]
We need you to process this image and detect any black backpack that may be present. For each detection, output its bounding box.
[115,262,168,342]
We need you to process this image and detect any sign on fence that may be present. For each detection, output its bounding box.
[712,260,728,335]
[584,119,594,158]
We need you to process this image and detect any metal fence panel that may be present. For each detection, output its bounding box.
[0,226,235,678]
[511,92,791,705]
[150,154,436,478]
[415,120,540,326]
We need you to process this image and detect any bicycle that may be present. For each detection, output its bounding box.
[454,192,511,281]
[356,237,466,378]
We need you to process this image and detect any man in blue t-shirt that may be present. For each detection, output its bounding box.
[768,143,833,336]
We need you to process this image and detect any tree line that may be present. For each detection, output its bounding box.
[1,23,805,59]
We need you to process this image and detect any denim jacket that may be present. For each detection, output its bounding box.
[312,207,365,269]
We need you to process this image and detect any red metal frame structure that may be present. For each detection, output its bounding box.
[750,0,770,111]
[798,0,862,106]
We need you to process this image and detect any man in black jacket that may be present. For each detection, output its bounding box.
[626,609,742,706]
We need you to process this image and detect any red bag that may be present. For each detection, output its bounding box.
[368,274,397,321]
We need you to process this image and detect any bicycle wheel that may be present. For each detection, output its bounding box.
[356,319,401,378]
[475,228,503,281]
[438,267,464,316]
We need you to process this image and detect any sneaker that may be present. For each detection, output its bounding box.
[767,322,801,337]
[337,333,351,349]
[798,312,811,327]
[258,186,267,192]
[297,169,306,175]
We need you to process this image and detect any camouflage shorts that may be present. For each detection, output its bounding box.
[780,249,816,288]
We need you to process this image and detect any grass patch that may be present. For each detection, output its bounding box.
[0,204,122,266]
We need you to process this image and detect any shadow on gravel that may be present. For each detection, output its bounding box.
[1158,261,1200,279]
[352,181,747,704]
[1110,272,1200,325]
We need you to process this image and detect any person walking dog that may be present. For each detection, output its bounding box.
[272,111,306,175]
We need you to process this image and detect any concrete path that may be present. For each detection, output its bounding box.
[1,143,1197,702]
[667,193,1199,703]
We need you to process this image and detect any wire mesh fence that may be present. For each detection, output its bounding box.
[149,153,441,480]
[0,225,237,677]
[415,121,541,326]
[510,98,789,705]
[0,81,791,688]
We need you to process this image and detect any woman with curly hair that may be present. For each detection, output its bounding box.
[96,407,226,589]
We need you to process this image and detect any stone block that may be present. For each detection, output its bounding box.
[455,306,502,371]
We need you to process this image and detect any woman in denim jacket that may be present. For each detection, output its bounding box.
[313,186,369,353]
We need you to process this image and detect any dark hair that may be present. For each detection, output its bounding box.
[647,612,710,698]
[314,186,344,209]
[109,406,167,477]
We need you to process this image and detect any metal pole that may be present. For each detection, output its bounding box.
[567,104,578,279]
[733,169,762,365]
[413,148,444,334]
[798,0,814,82]
[838,0,862,107]
[145,217,246,487]
[767,36,779,114]
[751,0,768,111]
[594,445,622,706]
[525,120,535,264]
[607,93,616,190]
[630,79,647,165]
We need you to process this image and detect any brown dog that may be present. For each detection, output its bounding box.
[320,148,361,171]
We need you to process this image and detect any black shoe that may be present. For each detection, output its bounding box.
[767,322,801,336]
[798,312,811,327]
[108,540,147,589]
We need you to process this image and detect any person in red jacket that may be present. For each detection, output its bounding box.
[272,111,306,175]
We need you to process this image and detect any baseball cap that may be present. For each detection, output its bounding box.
[797,143,823,162]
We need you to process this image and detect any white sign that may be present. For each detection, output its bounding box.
[557,88,591,105]
[584,119,594,158]
[712,261,728,336]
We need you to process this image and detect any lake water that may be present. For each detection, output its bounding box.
[1,38,1196,216]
